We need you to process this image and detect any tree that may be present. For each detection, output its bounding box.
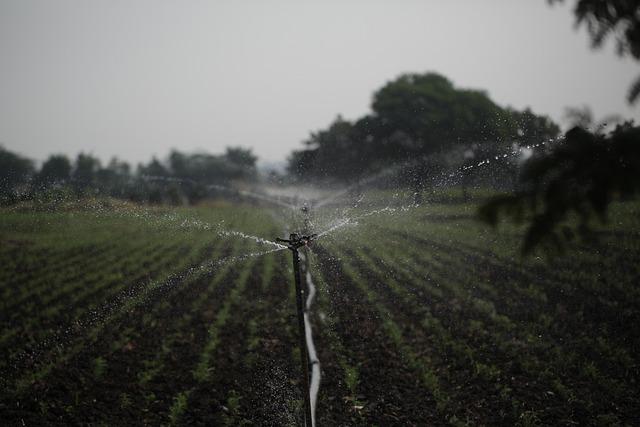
[287,72,557,184]
[72,153,101,193]
[96,157,131,196]
[304,116,364,180]
[225,147,257,168]
[286,149,318,180]
[511,108,561,145]
[168,150,189,178]
[140,156,169,178]
[224,147,258,182]
[159,148,259,204]
[37,154,72,187]
[371,73,515,156]
[479,122,640,255]
[167,148,257,184]
[550,0,640,103]
[0,146,34,204]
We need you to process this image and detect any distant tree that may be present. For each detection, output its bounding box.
[303,116,364,180]
[164,148,258,203]
[136,157,171,203]
[0,146,34,204]
[511,108,561,145]
[479,122,640,255]
[224,146,258,182]
[286,149,318,180]
[140,156,169,177]
[225,147,257,168]
[107,157,131,177]
[167,148,257,183]
[187,153,226,182]
[36,154,71,187]
[549,0,640,103]
[71,153,101,193]
[0,145,260,205]
[168,150,189,178]
[96,157,131,196]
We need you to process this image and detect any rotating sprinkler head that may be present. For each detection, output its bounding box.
[276,233,317,251]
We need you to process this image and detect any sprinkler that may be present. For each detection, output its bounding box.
[275,232,317,427]
[301,204,312,236]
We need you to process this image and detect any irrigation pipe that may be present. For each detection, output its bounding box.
[301,251,320,427]
[276,233,317,427]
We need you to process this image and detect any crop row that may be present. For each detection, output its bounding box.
[0,206,294,425]
[311,210,640,424]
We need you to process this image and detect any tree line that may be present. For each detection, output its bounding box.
[0,146,257,206]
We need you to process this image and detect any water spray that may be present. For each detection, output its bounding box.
[275,232,317,427]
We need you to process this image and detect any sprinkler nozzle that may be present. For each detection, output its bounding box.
[276,233,317,250]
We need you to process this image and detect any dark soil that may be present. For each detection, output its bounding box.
[312,245,444,426]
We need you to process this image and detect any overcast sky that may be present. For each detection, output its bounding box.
[1,0,638,166]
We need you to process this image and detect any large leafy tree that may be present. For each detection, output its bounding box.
[288,72,557,183]
[296,116,366,180]
[371,73,515,156]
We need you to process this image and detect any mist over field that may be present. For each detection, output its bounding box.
[1,1,639,425]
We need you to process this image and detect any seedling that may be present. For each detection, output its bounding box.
[275,232,317,427]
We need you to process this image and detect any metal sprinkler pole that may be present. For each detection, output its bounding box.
[276,233,317,427]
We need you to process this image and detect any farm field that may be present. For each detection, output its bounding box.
[1,196,639,425]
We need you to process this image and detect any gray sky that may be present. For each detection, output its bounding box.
[1,0,638,166]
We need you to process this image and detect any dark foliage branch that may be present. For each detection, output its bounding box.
[550,0,640,103]
[479,123,640,255]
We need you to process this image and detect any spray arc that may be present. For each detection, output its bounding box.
[275,232,318,427]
